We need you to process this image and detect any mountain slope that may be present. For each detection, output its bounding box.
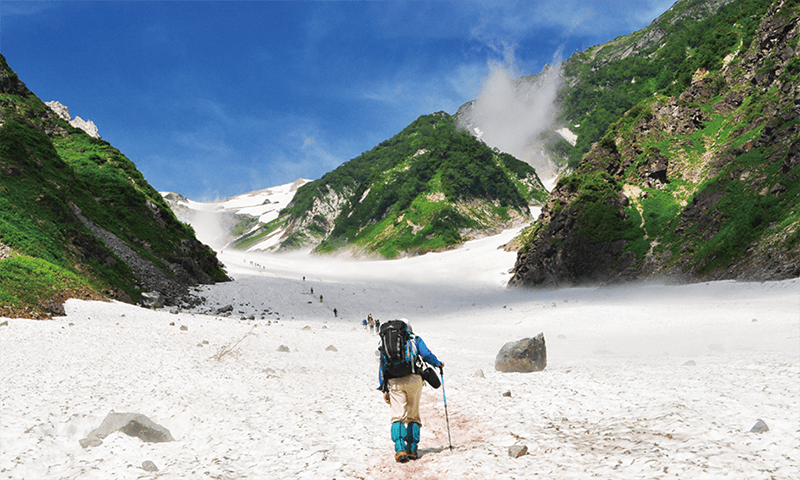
[0,55,228,318]
[509,0,800,286]
[247,112,548,258]
[162,178,310,250]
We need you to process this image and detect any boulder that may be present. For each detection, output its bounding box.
[750,419,769,433]
[80,412,174,448]
[140,292,164,309]
[509,445,528,458]
[325,345,338,352]
[142,460,159,472]
[495,333,547,373]
[216,304,234,314]
[277,345,290,352]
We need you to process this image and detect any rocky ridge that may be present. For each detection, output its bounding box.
[45,101,100,138]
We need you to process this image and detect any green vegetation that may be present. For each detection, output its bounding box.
[561,0,772,167]
[0,56,227,317]
[277,112,546,257]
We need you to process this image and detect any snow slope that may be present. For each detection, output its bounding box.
[163,179,310,250]
[2,228,799,479]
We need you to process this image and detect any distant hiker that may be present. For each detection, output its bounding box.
[368,317,375,333]
[362,318,368,330]
[375,318,381,333]
[320,295,323,303]
[303,276,305,281]
[377,319,443,463]
[333,308,338,317]
[310,287,314,294]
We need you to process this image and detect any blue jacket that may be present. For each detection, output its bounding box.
[377,335,442,391]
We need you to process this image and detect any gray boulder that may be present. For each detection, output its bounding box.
[495,333,547,373]
[140,292,164,309]
[750,419,769,433]
[509,445,528,458]
[79,412,174,448]
[142,460,159,472]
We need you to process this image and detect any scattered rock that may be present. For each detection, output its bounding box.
[509,445,528,458]
[142,460,159,472]
[495,333,547,373]
[78,437,103,448]
[169,307,180,315]
[502,391,512,397]
[750,419,769,433]
[0,320,8,327]
[683,360,697,366]
[302,326,312,331]
[80,412,174,448]
[277,345,290,352]
[217,305,234,314]
[39,299,66,316]
[325,345,338,352]
[474,369,485,378]
[180,325,188,331]
[140,292,164,309]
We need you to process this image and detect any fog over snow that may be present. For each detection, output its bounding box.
[2,226,799,479]
[458,49,565,190]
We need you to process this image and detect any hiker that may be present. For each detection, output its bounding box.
[333,308,338,317]
[310,287,314,294]
[362,318,368,330]
[377,319,444,463]
[368,317,375,333]
[375,318,381,333]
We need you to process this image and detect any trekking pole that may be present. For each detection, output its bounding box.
[440,366,453,451]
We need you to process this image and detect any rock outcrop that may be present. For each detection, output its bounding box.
[510,0,800,287]
[45,101,100,138]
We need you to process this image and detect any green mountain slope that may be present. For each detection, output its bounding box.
[510,0,800,286]
[0,55,228,318]
[237,112,547,258]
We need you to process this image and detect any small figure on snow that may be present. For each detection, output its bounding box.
[377,318,443,463]
[333,308,338,317]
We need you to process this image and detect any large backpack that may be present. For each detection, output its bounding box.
[379,320,418,379]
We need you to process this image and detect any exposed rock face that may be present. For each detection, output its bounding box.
[495,334,547,373]
[45,101,100,138]
[511,1,800,287]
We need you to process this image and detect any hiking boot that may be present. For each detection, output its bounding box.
[395,451,409,463]
[405,422,420,460]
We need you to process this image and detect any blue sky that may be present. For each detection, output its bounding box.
[1,0,675,200]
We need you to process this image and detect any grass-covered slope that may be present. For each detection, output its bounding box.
[557,0,772,168]
[0,55,227,318]
[240,112,547,258]
[510,0,800,286]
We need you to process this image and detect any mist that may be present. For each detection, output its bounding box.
[458,49,564,189]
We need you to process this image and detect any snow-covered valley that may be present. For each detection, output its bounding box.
[2,228,799,479]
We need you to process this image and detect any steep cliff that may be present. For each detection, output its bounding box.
[0,55,228,318]
[510,0,800,286]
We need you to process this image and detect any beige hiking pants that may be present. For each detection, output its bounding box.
[388,374,424,425]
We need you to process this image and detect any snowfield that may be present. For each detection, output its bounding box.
[2,228,799,479]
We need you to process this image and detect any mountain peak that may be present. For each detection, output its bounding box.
[45,101,100,138]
